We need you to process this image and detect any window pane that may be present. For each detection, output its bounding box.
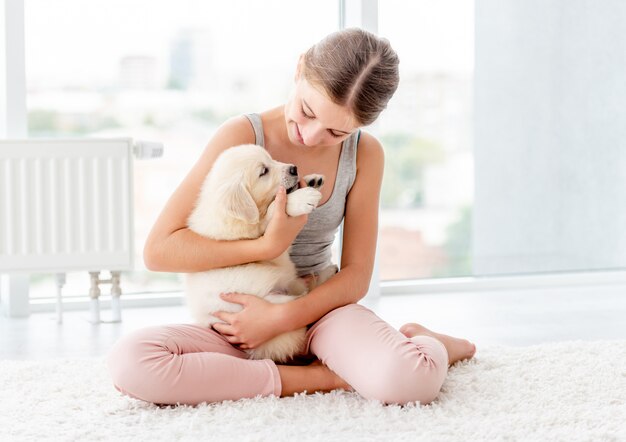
[376,0,474,280]
[25,0,338,298]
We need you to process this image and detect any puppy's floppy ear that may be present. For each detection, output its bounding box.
[217,179,259,224]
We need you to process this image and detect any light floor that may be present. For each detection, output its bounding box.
[1,284,625,360]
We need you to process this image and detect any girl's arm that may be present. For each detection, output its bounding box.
[280,132,385,331]
[143,116,306,273]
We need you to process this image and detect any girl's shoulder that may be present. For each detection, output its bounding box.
[354,130,384,168]
[191,115,256,179]
[213,115,257,145]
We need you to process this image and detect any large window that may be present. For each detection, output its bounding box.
[376,0,474,280]
[21,0,481,304]
[12,0,623,307]
[24,0,339,300]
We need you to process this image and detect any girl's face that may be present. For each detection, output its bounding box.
[284,77,359,148]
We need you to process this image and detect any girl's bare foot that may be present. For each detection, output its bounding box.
[399,323,476,366]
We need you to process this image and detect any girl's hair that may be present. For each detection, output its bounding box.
[302,28,400,126]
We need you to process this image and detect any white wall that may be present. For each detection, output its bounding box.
[473,0,626,275]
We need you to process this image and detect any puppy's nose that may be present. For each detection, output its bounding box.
[289,165,298,176]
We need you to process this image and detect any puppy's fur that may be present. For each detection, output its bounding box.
[185,144,337,363]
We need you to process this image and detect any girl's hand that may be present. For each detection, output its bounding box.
[212,293,289,350]
[261,186,308,259]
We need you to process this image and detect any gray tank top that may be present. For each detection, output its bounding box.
[244,113,359,276]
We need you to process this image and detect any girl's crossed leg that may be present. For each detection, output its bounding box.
[304,303,449,405]
[107,303,454,406]
[107,324,280,405]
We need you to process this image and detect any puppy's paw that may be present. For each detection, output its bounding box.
[286,187,322,216]
[303,174,325,189]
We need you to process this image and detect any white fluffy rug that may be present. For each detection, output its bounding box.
[1,340,625,441]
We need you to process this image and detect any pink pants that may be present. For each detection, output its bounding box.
[107,303,448,406]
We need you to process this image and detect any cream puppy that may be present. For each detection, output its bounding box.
[185,144,337,363]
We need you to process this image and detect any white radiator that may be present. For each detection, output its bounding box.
[0,137,163,323]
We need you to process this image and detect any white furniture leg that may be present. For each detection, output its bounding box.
[110,271,122,323]
[87,270,123,323]
[55,273,66,324]
[89,271,101,324]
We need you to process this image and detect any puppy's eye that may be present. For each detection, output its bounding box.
[259,166,269,177]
